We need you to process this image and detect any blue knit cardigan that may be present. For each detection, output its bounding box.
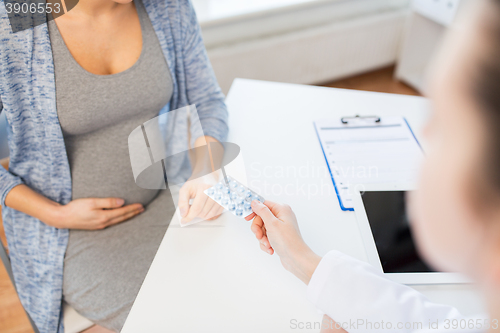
[0,1,228,331]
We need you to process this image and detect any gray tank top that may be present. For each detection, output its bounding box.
[49,0,173,206]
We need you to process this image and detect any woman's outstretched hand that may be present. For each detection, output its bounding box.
[248,200,322,284]
[178,176,224,224]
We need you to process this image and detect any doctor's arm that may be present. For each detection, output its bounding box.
[248,200,464,333]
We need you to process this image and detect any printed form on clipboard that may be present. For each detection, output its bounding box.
[314,116,424,211]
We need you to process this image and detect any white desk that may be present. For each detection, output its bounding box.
[122,79,485,333]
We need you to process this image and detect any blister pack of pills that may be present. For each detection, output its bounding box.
[204,176,264,218]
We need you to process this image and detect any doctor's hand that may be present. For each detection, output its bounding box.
[178,176,224,224]
[248,200,322,284]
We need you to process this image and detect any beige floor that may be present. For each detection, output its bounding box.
[0,65,419,333]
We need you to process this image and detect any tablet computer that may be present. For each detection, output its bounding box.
[352,183,470,285]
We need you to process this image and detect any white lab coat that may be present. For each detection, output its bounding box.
[306,250,489,333]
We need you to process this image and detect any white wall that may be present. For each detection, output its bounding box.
[195,0,412,93]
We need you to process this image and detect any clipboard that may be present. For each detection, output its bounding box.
[314,115,424,211]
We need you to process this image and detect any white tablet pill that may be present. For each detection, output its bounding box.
[204,176,265,219]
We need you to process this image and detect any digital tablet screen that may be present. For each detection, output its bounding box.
[361,191,434,273]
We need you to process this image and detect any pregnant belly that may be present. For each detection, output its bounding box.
[66,132,161,207]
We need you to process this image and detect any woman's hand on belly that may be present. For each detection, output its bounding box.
[5,184,144,230]
[52,197,144,230]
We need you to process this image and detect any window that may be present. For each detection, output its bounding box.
[192,0,321,23]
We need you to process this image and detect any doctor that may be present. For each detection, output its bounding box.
[247,0,500,332]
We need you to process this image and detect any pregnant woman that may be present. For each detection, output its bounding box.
[0,0,228,332]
